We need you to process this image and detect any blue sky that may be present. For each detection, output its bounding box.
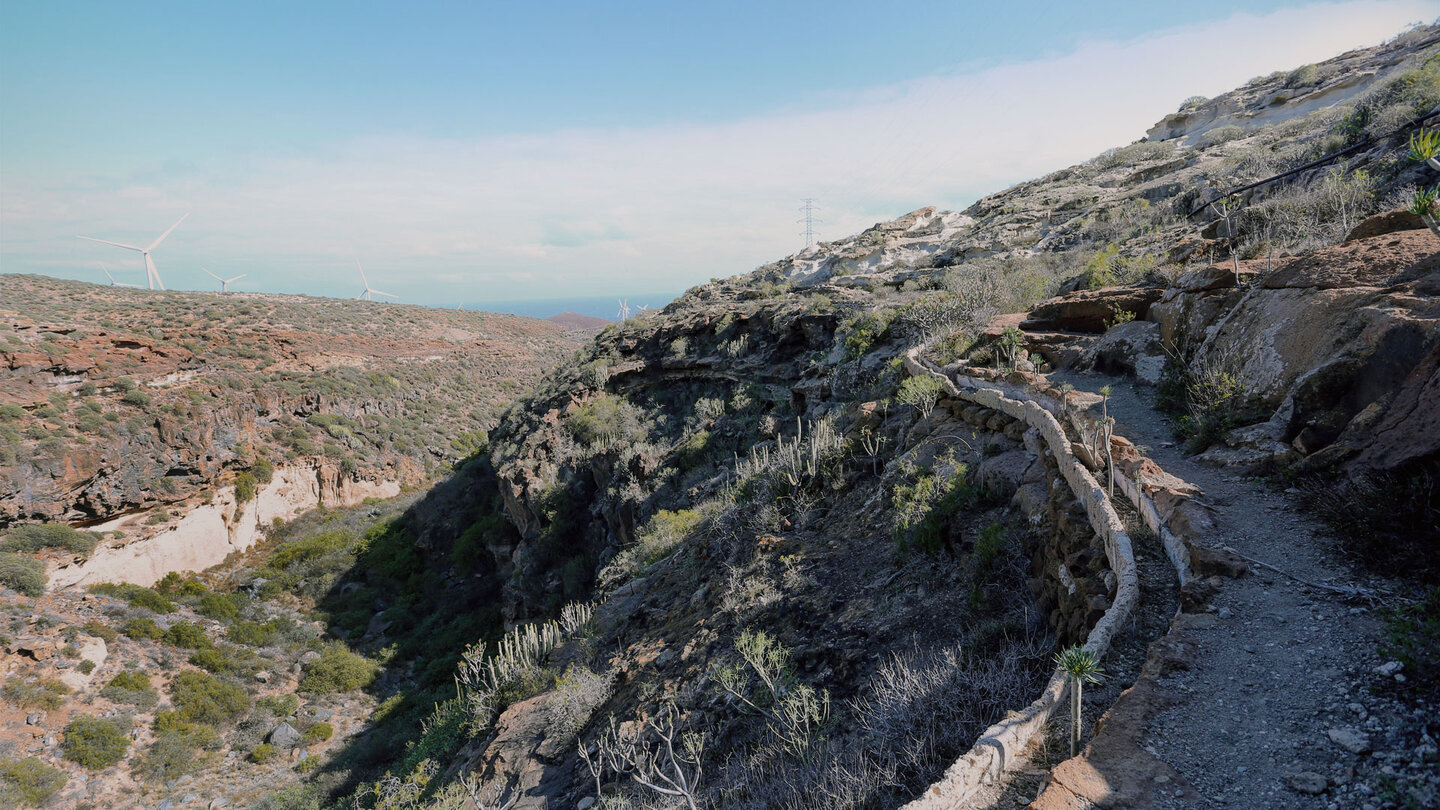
[2,1,1436,310]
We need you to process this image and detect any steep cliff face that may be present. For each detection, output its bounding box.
[0,275,580,529]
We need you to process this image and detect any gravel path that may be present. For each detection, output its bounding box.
[1030,371,1433,810]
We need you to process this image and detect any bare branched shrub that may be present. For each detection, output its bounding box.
[580,704,706,810]
[548,664,614,748]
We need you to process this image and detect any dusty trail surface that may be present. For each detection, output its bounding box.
[1025,371,1427,810]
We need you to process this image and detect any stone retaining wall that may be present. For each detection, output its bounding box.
[899,352,1211,809]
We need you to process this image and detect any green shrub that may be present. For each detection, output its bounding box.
[450,511,514,576]
[302,722,333,744]
[0,554,46,596]
[163,621,213,649]
[892,463,975,553]
[1200,124,1245,147]
[189,645,261,676]
[598,508,704,590]
[249,743,277,763]
[257,694,299,717]
[61,715,129,769]
[81,620,117,643]
[353,519,417,582]
[567,394,643,447]
[101,670,159,709]
[0,524,99,555]
[196,591,241,622]
[227,619,281,647]
[135,721,217,783]
[843,309,897,359]
[0,756,68,805]
[122,618,165,639]
[78,659,96,675]
[3,677,72,710]
[122,389,151,406]
[252,457,276,485]
[89,583,175,613]
[156,572,207,596]
[298,643,377,694]
[169,670,249,726]
[268,530,352,570]
[108,670,151,691]
[0,404,25,422]
[235,472,257,504]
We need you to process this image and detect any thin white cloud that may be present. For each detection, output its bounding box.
[3,1,1435,303]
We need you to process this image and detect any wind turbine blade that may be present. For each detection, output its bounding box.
[78,235,143,252]
[103,268,116,283]
[146,254,164,291]
[227,274,246,283]
[147,213,189,251]
[203,268,222,281]
[372,290,397,298]
[356,259,369,288]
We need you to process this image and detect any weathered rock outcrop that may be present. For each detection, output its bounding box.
[1165,227,1440,475]
[1023,287,1165,334]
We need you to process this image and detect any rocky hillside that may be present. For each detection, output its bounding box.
[373,23,1438,808]
[0,275,579,529]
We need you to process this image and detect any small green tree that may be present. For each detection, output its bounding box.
[996,326,1025,369]
[1055,646,1105,757]
[896,375,945,433]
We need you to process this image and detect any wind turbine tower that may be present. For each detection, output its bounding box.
[77,213,189,290]
[100,263,141,288]
[203,269,247,292]
[355,260,397,301]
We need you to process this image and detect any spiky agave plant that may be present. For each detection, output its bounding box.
[1409,129,1440,172]
[1409,185,1440,241]
[1055,645,1105,757]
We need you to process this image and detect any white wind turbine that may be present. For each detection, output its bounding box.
[77,213,189,290]
[100,263,141,288]
[203,268,246,292]
[355,259,397,301]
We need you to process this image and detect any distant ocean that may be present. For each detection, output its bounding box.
[463,292,681,320]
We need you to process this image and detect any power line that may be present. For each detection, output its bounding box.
[797,199,822,248]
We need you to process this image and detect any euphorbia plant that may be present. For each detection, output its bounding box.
[1408,185,1440,241]
[1056,645,1105,757]
[1408,129,1440,173]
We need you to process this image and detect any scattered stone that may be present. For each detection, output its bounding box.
[267,722,303,749]
[1328,728,1372,755]
[1374,661,1403,677]
[1286,772,1328,795]
[209,800,231,810]
[254,670,271,683]
[25,713,40,725]
[577,798,596,810]
[298,651,321,665]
